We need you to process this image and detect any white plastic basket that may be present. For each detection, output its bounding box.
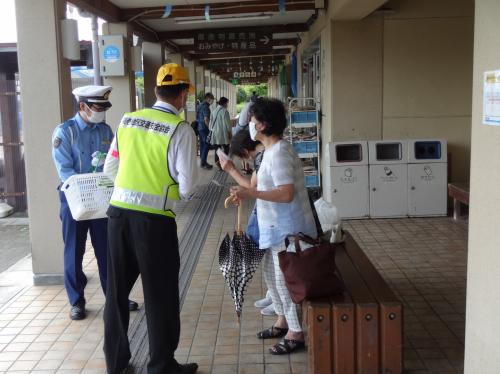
[61,173,114,221]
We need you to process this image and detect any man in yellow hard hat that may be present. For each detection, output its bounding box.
[102,64,198,374]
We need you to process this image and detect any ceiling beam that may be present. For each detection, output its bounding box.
[69,1,160,42]
[206,57,285,66]
[159,24,308,40]
[68,0,121,22]
[130,21,160,42]
[191,48,291,60]
[330,0,388,20]
[224,76,276,84]
[121,0,315,20]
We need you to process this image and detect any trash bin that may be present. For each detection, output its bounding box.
[325,141,369,219]
[368,140,408,218]
[407,139,448,216]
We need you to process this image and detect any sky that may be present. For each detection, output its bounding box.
[0,0,104,43]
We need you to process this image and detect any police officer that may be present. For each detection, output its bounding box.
[103,64,198,374]
[52,86,138,321]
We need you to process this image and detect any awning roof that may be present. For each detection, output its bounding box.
[70,0,316,82]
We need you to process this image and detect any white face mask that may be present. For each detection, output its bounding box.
[84,104,106,123]
[249,121,258,141]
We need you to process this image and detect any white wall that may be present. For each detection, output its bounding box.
[301,0,474,183]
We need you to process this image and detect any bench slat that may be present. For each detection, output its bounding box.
[331,294,355,374]
[336,245,380,373]
[343,232,403,374]
[306,299,333,374]
[344,232,403,373]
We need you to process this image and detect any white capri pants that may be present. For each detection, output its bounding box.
[262,245,302,332]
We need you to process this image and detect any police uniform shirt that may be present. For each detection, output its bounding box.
[52,113,114,182]
[103,101,198,200]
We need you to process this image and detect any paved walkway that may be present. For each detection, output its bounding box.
[0,215,30,274]
[0,171,468,373]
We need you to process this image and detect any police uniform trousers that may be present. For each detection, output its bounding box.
[104,206,180,374]
[59,190,108,306]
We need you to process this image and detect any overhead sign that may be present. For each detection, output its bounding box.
[195,31,273,52]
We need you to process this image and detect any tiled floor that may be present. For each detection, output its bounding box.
[346,218,467,374]
[0,185,468,373]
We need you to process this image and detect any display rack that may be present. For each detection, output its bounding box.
[287,97,321,188]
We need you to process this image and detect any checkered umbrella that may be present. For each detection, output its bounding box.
[219,197,265,321]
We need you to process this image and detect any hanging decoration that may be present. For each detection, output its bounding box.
[205,5,211,21]
[278,0,286,15]
[161,4,172,18]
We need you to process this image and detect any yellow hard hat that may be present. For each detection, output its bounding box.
[156,63,194,93]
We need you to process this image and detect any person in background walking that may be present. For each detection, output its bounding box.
[197,92,215,169]
[51,85,138,321]
[209,97,232,170]
[250,91,258,103]
[103,63,198,374]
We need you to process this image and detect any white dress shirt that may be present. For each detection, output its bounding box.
[104,101,198,200]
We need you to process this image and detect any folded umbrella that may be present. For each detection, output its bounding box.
[219,196,265,321]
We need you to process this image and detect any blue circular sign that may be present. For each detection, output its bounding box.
[103,46,120,63]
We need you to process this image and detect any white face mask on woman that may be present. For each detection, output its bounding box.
[84,104,106,123]
[249,121,258,141]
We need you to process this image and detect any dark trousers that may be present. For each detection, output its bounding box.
[59,190,107,305]
[198,128,210,165]
[104,206,180,374]
[214,144,230,164]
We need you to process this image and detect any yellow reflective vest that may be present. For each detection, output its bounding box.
[110,108,182,218]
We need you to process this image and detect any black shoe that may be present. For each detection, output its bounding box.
[70,299,86,320]
[128,300,139,311]
[169,363,198,374]
[201,163,213,170]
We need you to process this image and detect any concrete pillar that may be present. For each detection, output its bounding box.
[215,76,221,101]
[184,59,197,122]
[465,1,500,372]
[166,53,183,65]
[211,73,217,99]
[102,23,136,130]
[142,42,164,108]
[16,0,73,284]
[205,70,212,95]
[196,65,205,96]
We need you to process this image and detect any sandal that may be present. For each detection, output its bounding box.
[269,339,305,355]
[257,325,288,339]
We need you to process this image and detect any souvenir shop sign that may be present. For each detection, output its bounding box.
[195,31,272,52]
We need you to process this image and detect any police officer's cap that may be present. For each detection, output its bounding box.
[72,85,113,109]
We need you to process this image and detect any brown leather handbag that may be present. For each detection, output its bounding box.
[278,233,344,304]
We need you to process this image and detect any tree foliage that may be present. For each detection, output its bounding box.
[236,84,268,103]
[236,87,247,103]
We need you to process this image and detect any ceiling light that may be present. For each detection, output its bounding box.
[175,15,272,25]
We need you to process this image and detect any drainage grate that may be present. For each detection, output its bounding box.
[126,171,228,372]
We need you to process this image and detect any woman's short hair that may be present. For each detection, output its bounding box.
[218,97,229,106]
[249,98,287,137]
[229,129,260,158]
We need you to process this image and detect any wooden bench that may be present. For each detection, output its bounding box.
[448,182,470,220]
[303,231,403,374]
